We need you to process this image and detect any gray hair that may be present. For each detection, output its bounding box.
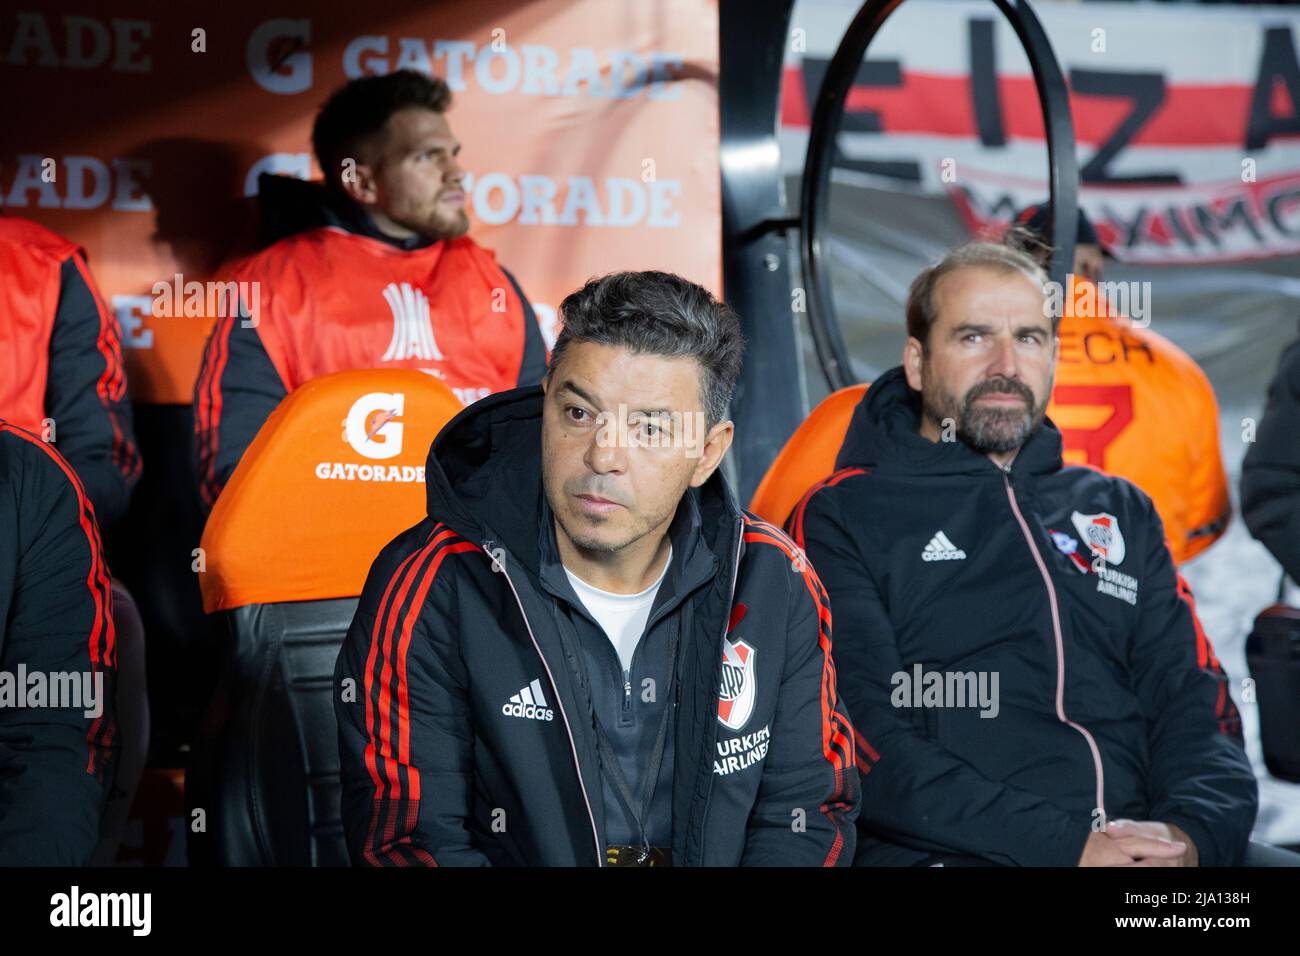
[546,271,745,429]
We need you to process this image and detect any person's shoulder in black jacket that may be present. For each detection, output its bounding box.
[0,421,118,864]
[1242,331,1300,582]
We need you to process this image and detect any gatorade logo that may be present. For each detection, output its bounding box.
[343,392,404,460]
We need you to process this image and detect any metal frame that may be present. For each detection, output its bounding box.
[719,0,803,502]
[799,0,1079,391]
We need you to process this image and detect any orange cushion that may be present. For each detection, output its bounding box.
[748,384,868,526]
[199,369,464,612]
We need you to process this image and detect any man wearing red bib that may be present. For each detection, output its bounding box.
[194,70,548,511]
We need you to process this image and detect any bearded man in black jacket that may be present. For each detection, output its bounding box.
[789,241,1259,867]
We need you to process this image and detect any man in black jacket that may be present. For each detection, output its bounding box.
[335,271,857,866]
[1242,329,1300,582]
[790,241,1257,866]
[0,421,118,864]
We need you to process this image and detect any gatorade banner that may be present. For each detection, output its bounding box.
[781,0,1300,265]
[0,1,721,403]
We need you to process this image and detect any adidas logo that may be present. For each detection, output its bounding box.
[501,678,555,721]
[922,531,966,562]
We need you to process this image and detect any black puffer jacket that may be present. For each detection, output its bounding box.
[790,367,1257,866]
[0,421,117,864]
[335,386,858,865]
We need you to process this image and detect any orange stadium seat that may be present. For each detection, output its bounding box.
[748,385,868,526]
[1047,276,1230,564]
[188,369,463,866]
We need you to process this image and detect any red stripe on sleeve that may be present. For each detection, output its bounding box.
[70,254,139,484]
[787,467,868,548]
[361,541,428,865]
[195,316,236,509]
[361,526,476,866]
[0,423,116,778]
[1173,568,1217,670]
[374,529,459,861]
[1169,553,1239,735]
[395,539,479,840]
[742,517,858,865]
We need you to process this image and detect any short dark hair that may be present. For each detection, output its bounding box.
[1007,203,1108,267]
[312,70,452,192]
[906,241,1051,347]
[547,272,745,429]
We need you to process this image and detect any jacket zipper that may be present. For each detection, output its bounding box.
[1000,467,1107,818]
[695,518,745,864]
[623,671,633,718]
[492,548,605,866]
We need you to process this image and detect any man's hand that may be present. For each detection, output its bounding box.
[1078,828,1188,867]
[1104,820,1199,867]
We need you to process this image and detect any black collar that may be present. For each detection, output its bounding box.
[319,190,439,252]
